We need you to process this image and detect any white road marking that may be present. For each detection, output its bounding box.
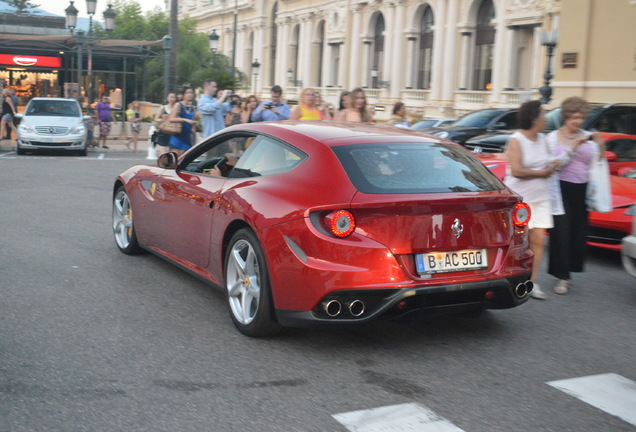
[547,373,636,426]
[333,403,466,432]
[98,153,106,159]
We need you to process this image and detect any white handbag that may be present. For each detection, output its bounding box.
[586,157,612,213]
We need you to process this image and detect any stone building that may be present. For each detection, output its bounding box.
[183,0,636,119]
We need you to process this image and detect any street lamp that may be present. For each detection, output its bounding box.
[539,29,558,105]
[251,58,260,94]
[65,0,116,106]
[208,29,219,73]
[162,35,172,98]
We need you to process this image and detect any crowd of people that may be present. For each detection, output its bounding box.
[150,81,381,155]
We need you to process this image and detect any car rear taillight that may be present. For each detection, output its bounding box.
[324,210,356,237]
[512,202,531,228]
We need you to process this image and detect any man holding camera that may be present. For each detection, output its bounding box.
[251,85,291,122]
[199,79,231,138]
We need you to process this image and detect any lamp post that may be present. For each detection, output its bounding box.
[162,35,172,98]
[65,0,116,106]
[539,29,558,105]
[251,58,260,94]
[208,29,219,76]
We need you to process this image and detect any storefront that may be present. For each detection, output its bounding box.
[0,53,63,110]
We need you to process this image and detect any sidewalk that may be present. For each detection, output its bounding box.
[0,135,153,154]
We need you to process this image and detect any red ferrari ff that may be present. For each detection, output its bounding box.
[113,122,533,336]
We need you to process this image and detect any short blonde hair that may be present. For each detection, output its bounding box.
[561,96,590,121]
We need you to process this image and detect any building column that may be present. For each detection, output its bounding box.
[348,5,362,89]
[458,31,472,90]
[503,26,516,90]
[441,0,458,102]
[299,16,313,88]
[405,36,416,89]
[381,3,395,87]
[490,0,507,103]
[430,0,447,101]
[390,0,405,98]
[276,18,289,88]
[336,43,345,87]
[362,40,373,88]
[254,23,266,94]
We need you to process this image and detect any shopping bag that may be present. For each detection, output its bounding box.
[586,157,612,213]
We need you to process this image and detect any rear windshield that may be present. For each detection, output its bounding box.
[26,100,80,117]
[331,142,504,194]
[454,110,505,128]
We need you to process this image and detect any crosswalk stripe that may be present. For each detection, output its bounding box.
[547,373,636,427]
[333,402,466,432]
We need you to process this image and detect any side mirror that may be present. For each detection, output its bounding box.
[603,150,617,162]
[158,152,178,169]
[83,115,91,121]
[15,113,23,120]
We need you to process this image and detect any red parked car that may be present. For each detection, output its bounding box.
[478,147,636,251]
[113,122,533,336]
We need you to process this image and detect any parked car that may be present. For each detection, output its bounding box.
[478,152,636,251]
[410,117,457,130]
[465,103,636,153]
[113,121,534,336]
[420,108,518,145]
[16,97,89,156]
[622,213,636,278]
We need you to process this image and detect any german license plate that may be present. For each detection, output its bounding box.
[416,249,488,274]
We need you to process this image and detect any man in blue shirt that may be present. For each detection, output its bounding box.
[198,79,230,138]
[251,85,291,122]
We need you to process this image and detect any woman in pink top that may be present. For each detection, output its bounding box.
[547,97,604,295]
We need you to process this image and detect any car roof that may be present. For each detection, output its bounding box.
[27,97,79,103]
[224,120,442,147]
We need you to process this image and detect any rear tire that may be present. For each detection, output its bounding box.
[16,146,26,155]
[224,229,280,337]
[112,186,143,254]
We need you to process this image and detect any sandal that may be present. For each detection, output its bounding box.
[554,280,569,295]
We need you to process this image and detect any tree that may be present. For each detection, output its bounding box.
[94,0,246,103]
[5,0,40,14]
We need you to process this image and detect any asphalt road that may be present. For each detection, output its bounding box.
[1,151,635,432]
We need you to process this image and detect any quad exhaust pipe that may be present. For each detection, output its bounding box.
[514,280,534,298]
[321,299,366,317]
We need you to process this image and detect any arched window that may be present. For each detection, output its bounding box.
[473,0,495,90]
[418,6,434,89]
[372,14,385,88]
[270,2,278,86]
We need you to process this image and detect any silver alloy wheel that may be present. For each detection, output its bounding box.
[226,239,261,325]
[113,189,134,249]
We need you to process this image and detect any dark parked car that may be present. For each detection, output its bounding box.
[420,108,518,145]
[465,103,636,153]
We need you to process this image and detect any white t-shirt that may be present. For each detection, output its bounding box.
[503,130,551,204]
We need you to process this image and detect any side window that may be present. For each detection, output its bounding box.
[593,108,636,134]
[230,136,306,178]
[495,112,518,130]
[181,135,254,175]
[605,139,636,162]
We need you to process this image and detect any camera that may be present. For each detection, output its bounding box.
[264,103,273,110]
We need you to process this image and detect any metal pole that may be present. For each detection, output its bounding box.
[232,0,237,80]
[77,34,83,102]
[164,51,169,98]
[87,14,93,106]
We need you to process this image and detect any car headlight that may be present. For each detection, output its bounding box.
[626,205,636,216]
[70,123,86,134]
[19,123,35,133]
[434,131,450,139]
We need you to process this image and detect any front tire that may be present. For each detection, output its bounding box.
[112,186,143,254]
[224,229,280,337]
